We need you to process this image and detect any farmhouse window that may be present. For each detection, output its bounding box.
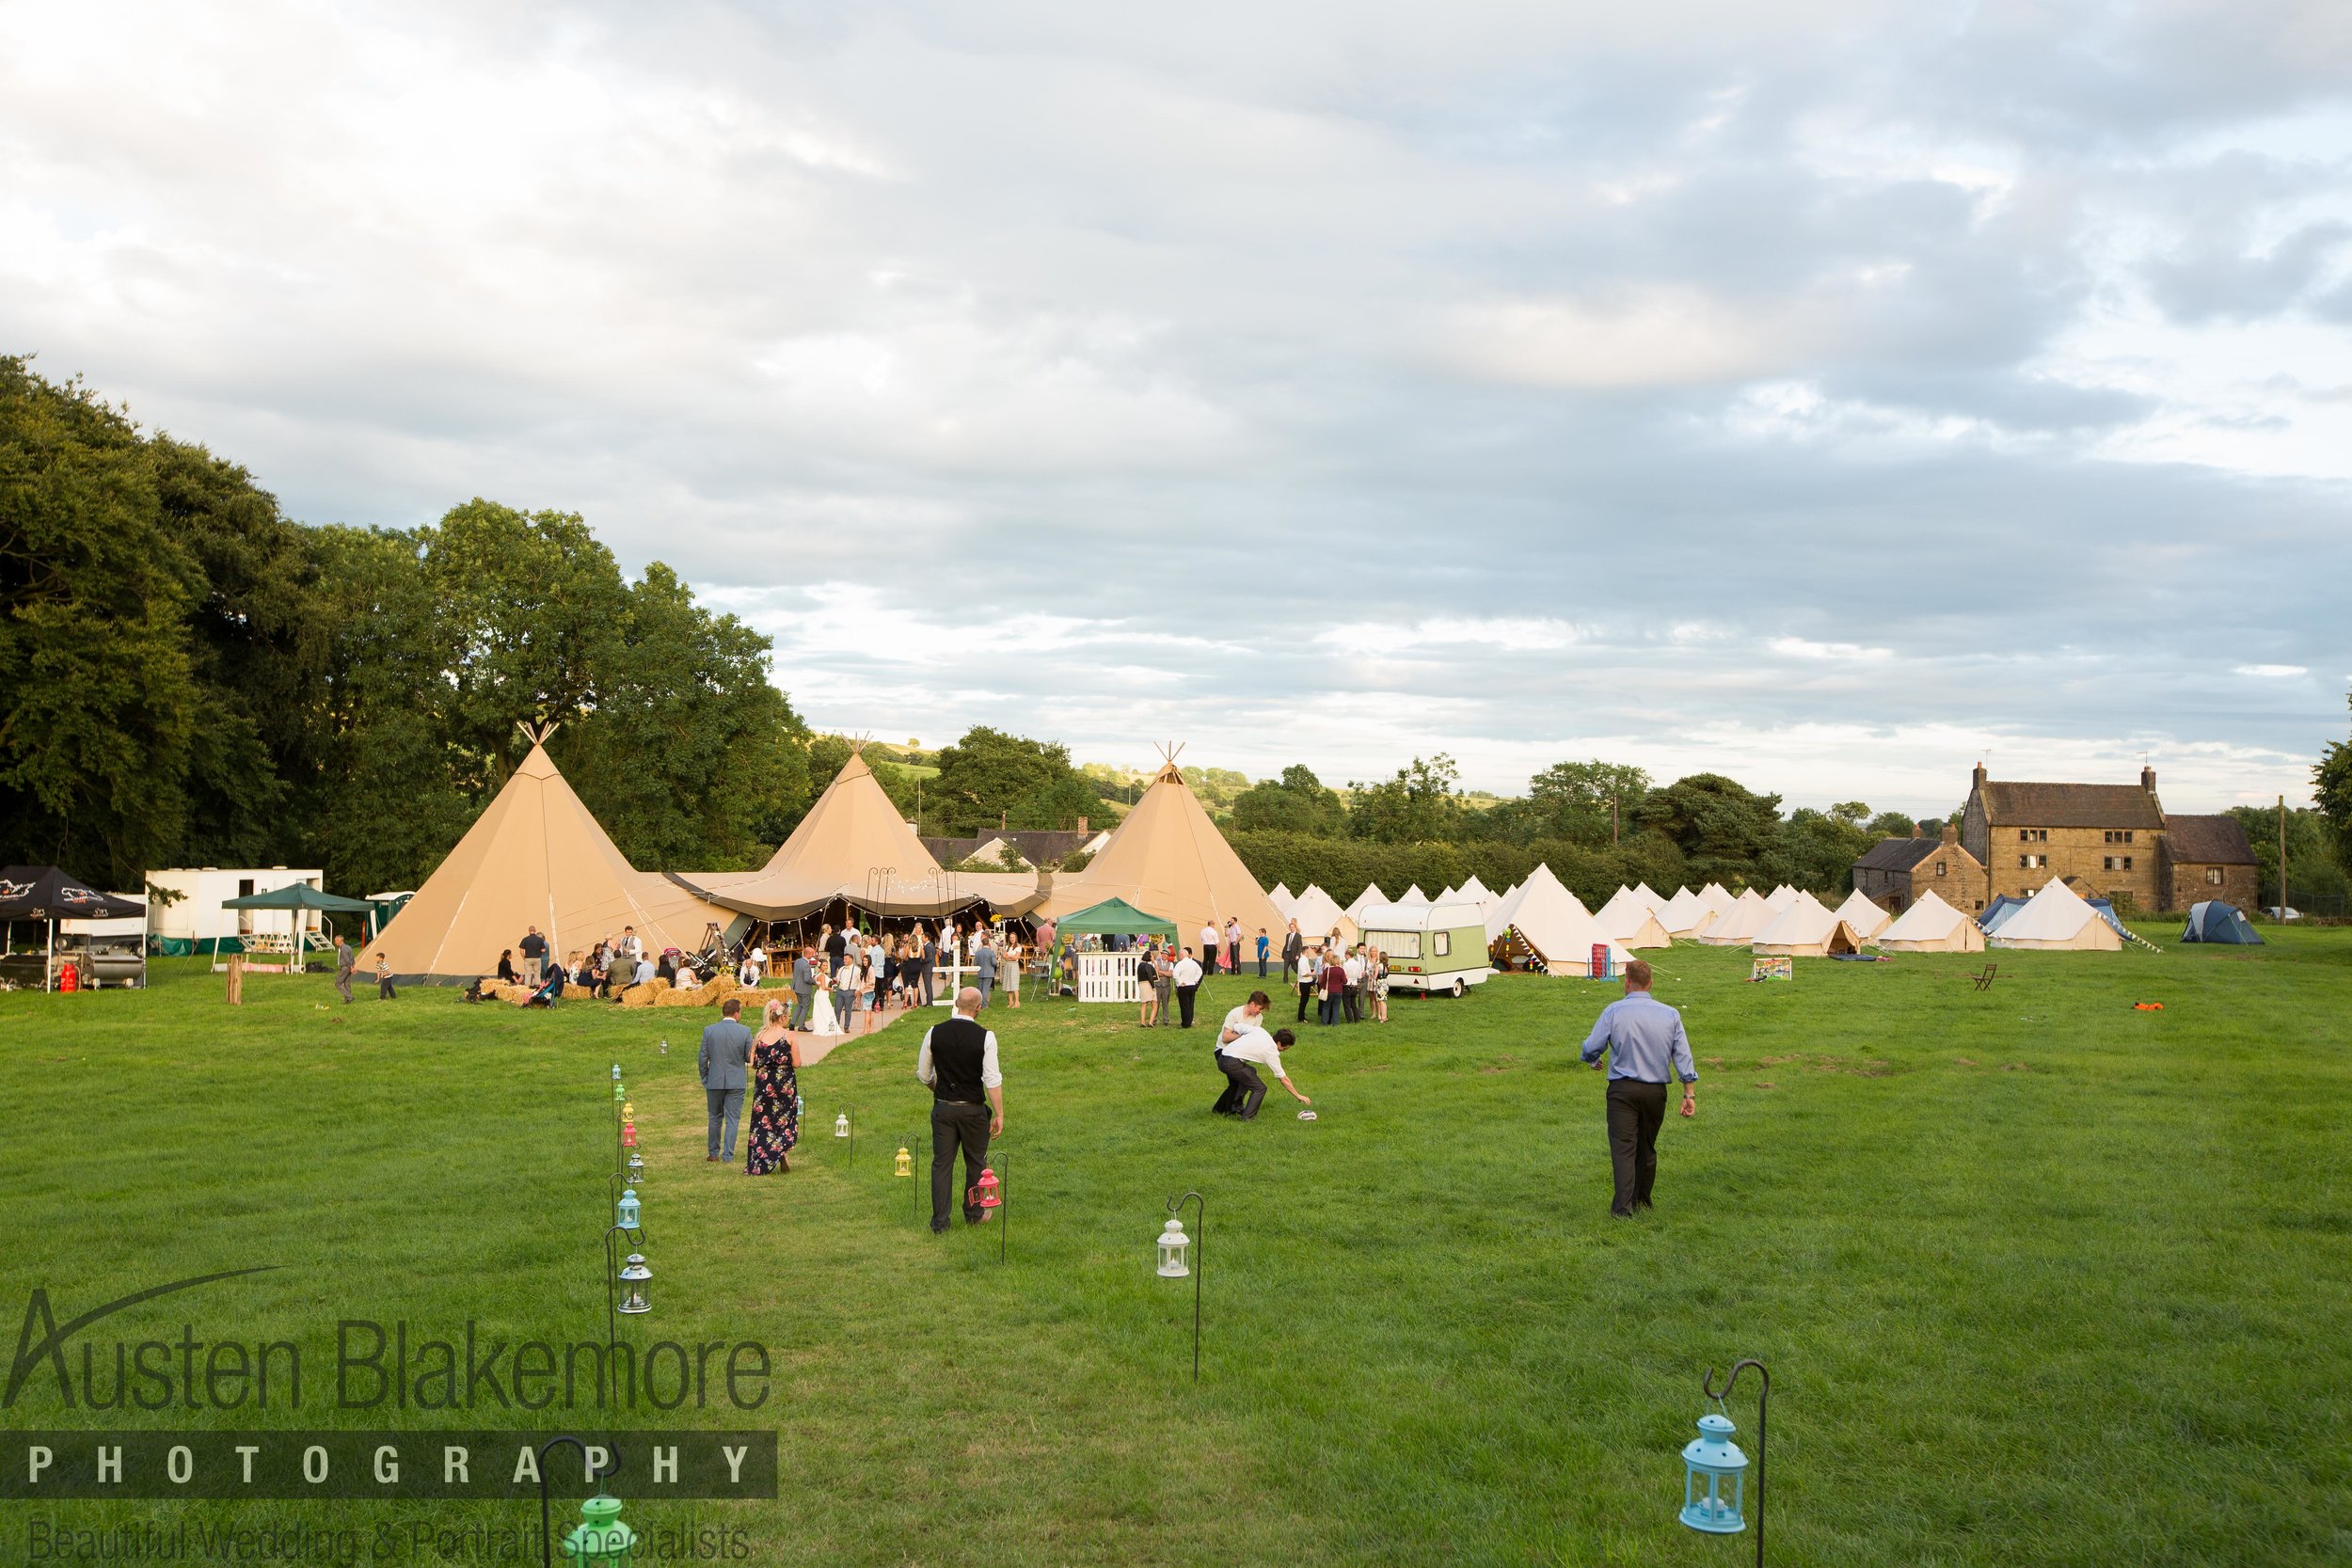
[2019,854,2046,869]
[1935,861,1947,876]
[2205,867,2223,885]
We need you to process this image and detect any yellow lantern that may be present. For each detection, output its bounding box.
[621,1101,635,1120]
[893,1147,913,1178]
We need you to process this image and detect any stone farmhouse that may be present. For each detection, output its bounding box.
[1854,766,2258,915]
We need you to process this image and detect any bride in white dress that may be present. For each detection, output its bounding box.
[806,978,842,1035]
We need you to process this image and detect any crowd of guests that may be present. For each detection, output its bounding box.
[1122,917,1387,1029]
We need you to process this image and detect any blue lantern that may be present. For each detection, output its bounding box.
[616,1188,641,1229]
[1680,1411,1748,1534]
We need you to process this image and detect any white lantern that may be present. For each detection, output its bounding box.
[1155,1218,1192,1278]
[834,1113,850,1139]
[617,1253,652,1314]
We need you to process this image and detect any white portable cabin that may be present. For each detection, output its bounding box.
[146,867,329,951]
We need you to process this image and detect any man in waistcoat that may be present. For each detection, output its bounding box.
[915,986,1005,1232]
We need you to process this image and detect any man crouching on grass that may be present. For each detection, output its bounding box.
[1213,1025,1311,1121]
[1579,958,1697,1217]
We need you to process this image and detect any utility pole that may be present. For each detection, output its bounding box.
[2279,794,2288,919]
[1611,792,1620,846]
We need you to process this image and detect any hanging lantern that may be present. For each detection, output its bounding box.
[893,1147,912,1178]
[611,1063,622,1082]
[834,1113,850,1139]
[1155,1218,1191,1278]
[1678,1412,1748,1534]
[621,1122,638,1148]
[658,1037,669,1055]
[612,1080,626,1101]
[975,1167,1001,1210]
[621,1101,635,1121]
[616,1253,652,1315]
[616,1188,641,1229]
[625,1154,645,1186]
[561,1493,638,1567]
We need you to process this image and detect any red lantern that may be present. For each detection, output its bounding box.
[622,1122,638,1148]
[973,1166,1001,1211]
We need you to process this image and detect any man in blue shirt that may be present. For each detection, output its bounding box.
[1579,958,1698,1217]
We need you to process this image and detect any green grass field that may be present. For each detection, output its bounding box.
[8,927,2350,1566]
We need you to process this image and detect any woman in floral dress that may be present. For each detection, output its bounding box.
[744,999,801,1175]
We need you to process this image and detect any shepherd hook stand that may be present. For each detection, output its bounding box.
[1168,1190,1204,1383]
[1703,1358,1770,1568]
[535,1434,619,1568]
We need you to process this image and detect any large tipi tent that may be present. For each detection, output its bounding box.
[1489,865,1630,977]
[1875,890,1985,952]
[1287,884,1356,944]
[1750,892,1866,957]
[1345,883,1391,925]
[363,731,739,985]
[1989,879,2122,951]
[1656,886,1714,937]
[675,748,1040,921]
[1037,752,1285,940]
[1694,889,1774,945]
[1832,889,1891,940]
[1595,886,1673,948]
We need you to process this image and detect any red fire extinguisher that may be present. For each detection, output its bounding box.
[58,960,80,992]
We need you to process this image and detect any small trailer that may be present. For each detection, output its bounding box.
[1358,901,1492,997]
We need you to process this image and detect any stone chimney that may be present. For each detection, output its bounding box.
[1972,762,1987,789]
[1941,821,1959,845]
[2141,765,2157,794]
[1076,816,1089,833]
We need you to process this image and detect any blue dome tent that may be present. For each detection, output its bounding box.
[2179,901,2262,945]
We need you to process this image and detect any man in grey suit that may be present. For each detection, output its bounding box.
[332,933,357,1005]
[788,945,817,1030]
[699,998,754,1164]
[974,935,998,1009]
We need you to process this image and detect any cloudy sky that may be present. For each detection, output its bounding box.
[7,1,2350,814]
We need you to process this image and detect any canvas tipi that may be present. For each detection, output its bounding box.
[1750,892,1866,957]
[676,747,1041,920]
[362,729,739,984]
[1694,889,1774,945]
[1832,889,1891,940]
[1038,751,1284,940]
[1876,890,1985,952]
[1988,879,2122,951]
[1491,866,1631,977]
[1288,884,1356,944]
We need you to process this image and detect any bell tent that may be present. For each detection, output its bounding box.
[1267,883,1296,917]
[1694,889,1774,946]
[1595,886,1673,948]
[1286,884,1356,944]
[1832,889,1891,940]
[1988,879,2122,952]
[1345,883,1391,925]
[1656,886,1714,938]
[1488,865,1631,977]
[1749,892,1866,958]
[1875,891,1985,953]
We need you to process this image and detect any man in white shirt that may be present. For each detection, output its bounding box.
[1217,991,1268,1050]
[1342,948,1366,1023]
[1295,946,1319,1022]
[1214,1025,1311,1120]
[1199,921,1221,976]
[1171,947,1204,1028]
[915,986,1006,1231]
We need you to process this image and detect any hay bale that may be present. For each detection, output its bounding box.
[619,978,670,1008]
[492,984,533,1005]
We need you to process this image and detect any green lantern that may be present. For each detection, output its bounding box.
[561,1494,637,1567]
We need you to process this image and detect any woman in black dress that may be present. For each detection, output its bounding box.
[744,999,801,1175]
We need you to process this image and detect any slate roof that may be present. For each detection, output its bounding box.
[1977,781,2166,831]
[1855,838,1940,873]
[2163,814,2257,864]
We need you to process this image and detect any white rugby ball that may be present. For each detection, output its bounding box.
[1297,1110,1318,1121]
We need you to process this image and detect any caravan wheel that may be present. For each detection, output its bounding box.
[1451,976,1467,998]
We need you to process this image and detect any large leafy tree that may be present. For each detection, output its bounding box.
[0,357,301,884]
[1633,772,1786,887]
[1347,754,1464,844]
[2317,691,2352,883]
[1230,764,1347,836]
[1519,760,1652,845]
[930,726,1100,834]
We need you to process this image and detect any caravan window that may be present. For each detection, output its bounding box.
[1433,930,1452,957]
[1371,929,1421,958]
